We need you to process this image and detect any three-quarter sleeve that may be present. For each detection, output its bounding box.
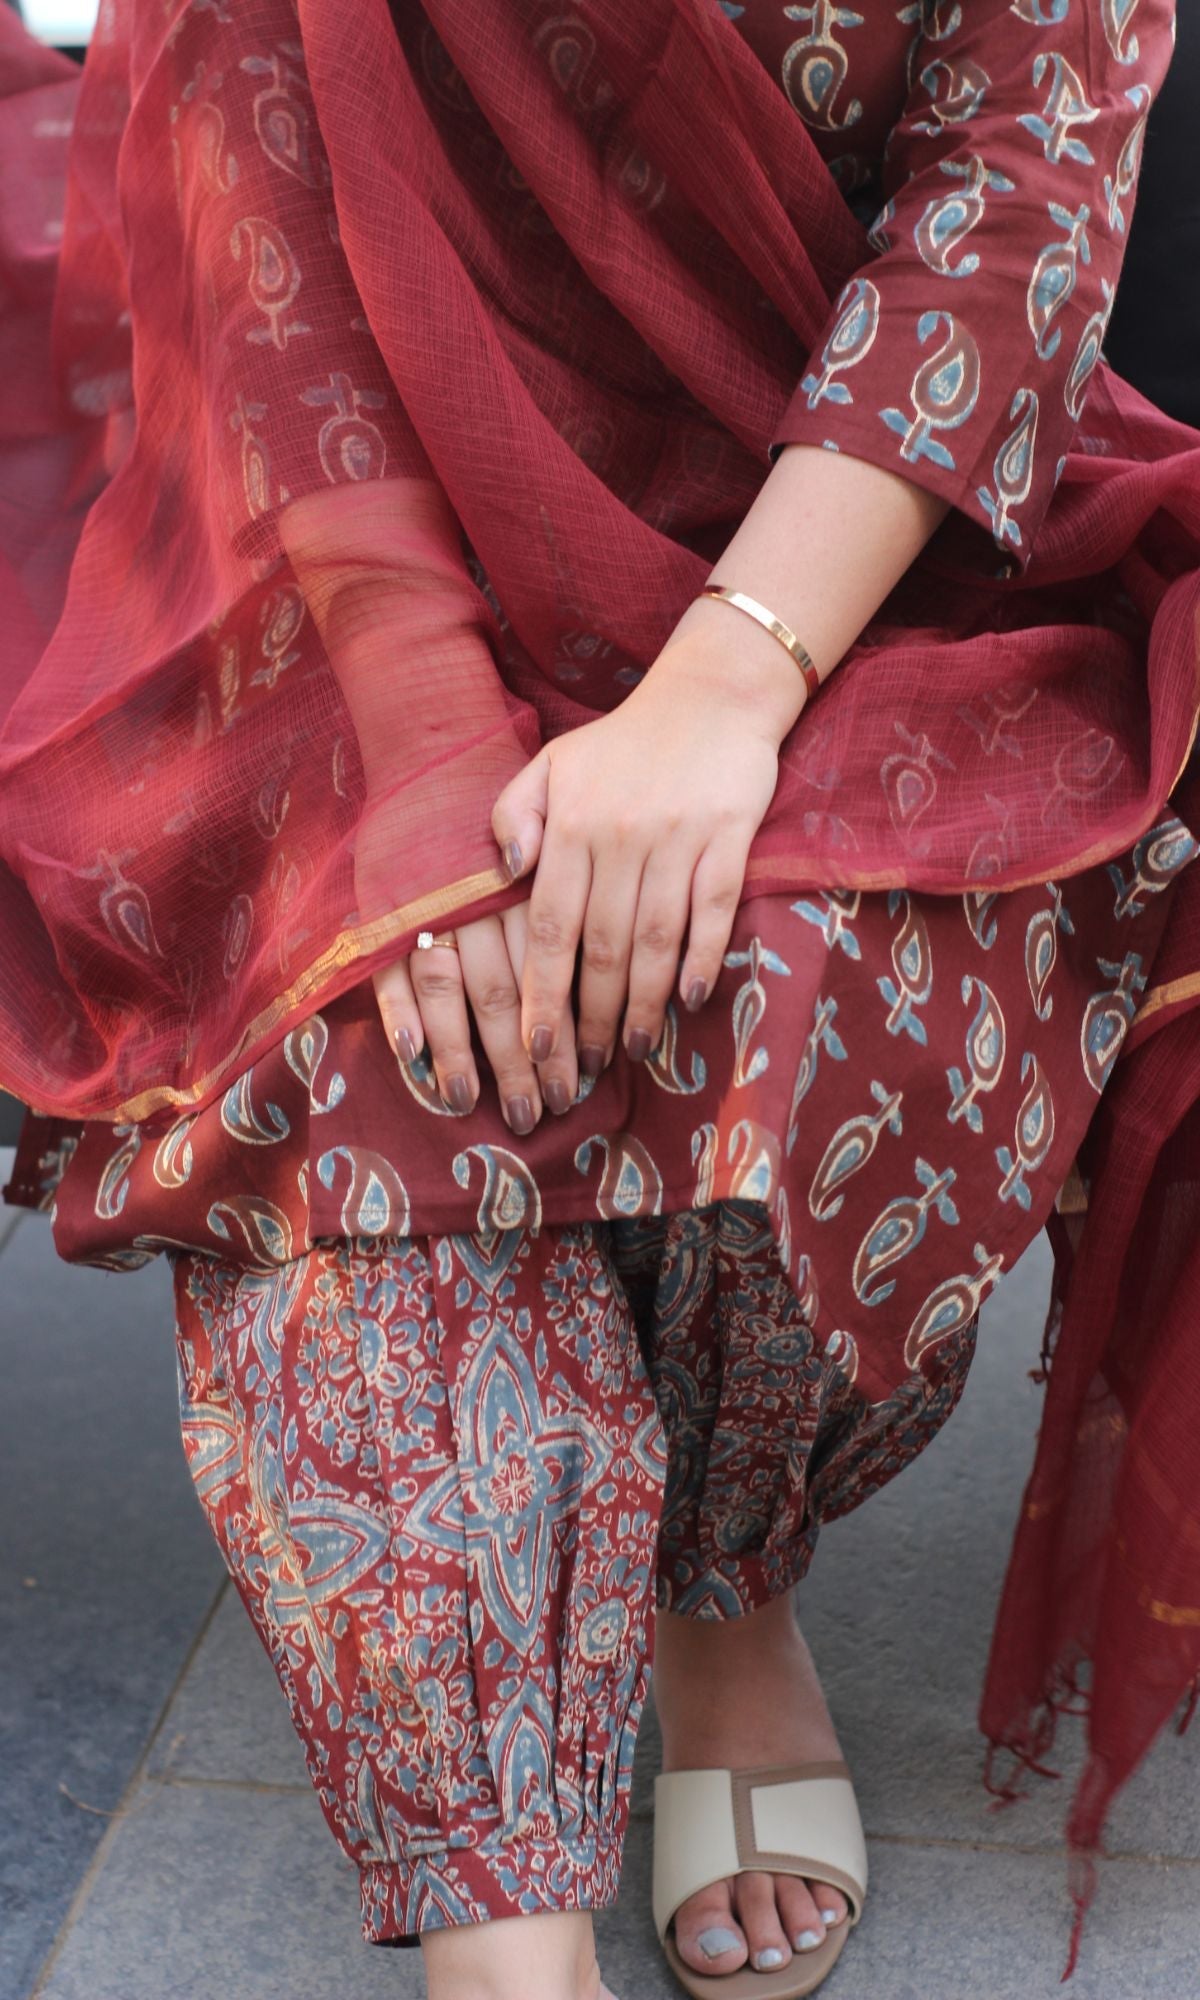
[175,40,440,548]
[767,0,1177,564]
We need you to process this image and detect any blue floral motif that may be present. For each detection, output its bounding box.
[880,311,981,470]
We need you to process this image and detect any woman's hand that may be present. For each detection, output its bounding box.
[487,441,954,1074]
[362,889,578,1134]
[277,481,583,1130]
[491,605,802,1074]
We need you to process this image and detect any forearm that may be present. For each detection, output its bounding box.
[651,442,949,741]
[278,479,513,791]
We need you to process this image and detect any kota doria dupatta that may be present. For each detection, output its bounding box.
[5,0,1200,1967]
[978,820,1200,1975]
[1,0,1200,1125]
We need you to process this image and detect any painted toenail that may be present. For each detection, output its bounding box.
[697,1927,742,1960]
[754,1948,786,1970]
[794,1929,822,1951]
[820,1907,841,1925]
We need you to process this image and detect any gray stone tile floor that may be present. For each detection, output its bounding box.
[0,1186,224,2000]
[4,1174,1198,1999]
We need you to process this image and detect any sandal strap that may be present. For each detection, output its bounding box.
[652,1762,868,1944]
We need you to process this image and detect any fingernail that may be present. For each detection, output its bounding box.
[505,1094,535,1136]
[529,1024,554,1063]
[754,1948,786,1970]
[685,976,707,1013]
[579,1043,606,1078]
[820,1907,840,1926]
[794,1929,822,1952]
[544,1077,572,1116]
[696,1928,741,1961]
[502,839,523,881]
[394,1026,419,1063]
[445,1073,473,1114]
[626,1027,652,1062]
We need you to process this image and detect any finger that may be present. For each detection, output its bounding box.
[372,955,424,1067]
[504,902,578,1114]
[520,817,591,1064]
[575,860,640,1079]
[408,943,478,1113]
[492,746,551,884]
[458,916,541,1137]
[622,843,693,1060]
[679,831,751,1014]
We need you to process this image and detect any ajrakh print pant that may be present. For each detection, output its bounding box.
[171,1200,974,1943]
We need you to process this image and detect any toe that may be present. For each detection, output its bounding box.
[672,1882,748,1977]
[811,1880,850,1929]
[775,1876,828,1956]
[732,1872,793,1974]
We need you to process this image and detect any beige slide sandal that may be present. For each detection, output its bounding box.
[652,1760,868,1999]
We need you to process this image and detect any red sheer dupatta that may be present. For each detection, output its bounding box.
[0,0,547,1120]
[1,0,1199,1123]
[980,830,1200,1974]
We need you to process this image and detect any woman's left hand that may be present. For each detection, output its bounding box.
[491,608,801,1076]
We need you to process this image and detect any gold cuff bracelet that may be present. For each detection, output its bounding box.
[697,584,821,701]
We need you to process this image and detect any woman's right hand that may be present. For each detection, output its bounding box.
[277,480,577,1132]
[368,898,579,1136]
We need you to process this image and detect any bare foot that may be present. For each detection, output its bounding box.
[421,1907,606,2000]
[653,1589,851,1980]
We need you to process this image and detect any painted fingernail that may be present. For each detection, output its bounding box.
[502,839,523,881]
[445,1073,473,1114]
[626,1027,652,1062]
[794,1929,822,1952]
[685,976,707,1013]
[394,1026,419,1063]
[529,1024,554,1063]
[696,1928,741,1961]
[579,1043,607,1078]
[820,1907,841,1926]
[754,1948,786,1970]
[505,1094,536,1136]
[544,1077,572,1116]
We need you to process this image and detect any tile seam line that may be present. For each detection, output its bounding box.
[0,1206,26,1253]
[629,1807,1200,1868]
[28,1573,231,2000]
[147,1771,316,1797]
[132,1774,1200,1873]
[859,1827,1200,1867]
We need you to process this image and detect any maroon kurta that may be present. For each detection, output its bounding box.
[8,0,1189,1282]
[7,816,1194,1400]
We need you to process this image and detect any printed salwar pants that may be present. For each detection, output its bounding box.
[34,821,1192,1942]
[171,1200,975,1943]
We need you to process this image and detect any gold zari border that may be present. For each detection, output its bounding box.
[746,696,1200,1035]
[1136,1588,1200,1629]
[1128,970,1200,1031]
[102,864,510,1123]
[55,694,1200,1126]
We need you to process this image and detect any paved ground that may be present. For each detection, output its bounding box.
[3,1152,1198,2000]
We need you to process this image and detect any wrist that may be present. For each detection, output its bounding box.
[647,594,811,745]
